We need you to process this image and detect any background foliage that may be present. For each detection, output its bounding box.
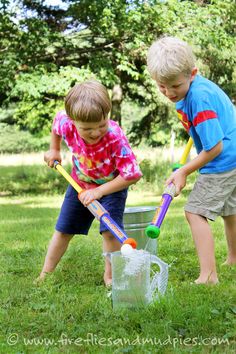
[0,0,235,150]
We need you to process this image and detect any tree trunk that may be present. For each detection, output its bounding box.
[111,84,123,126]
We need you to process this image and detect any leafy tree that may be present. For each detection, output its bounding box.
[0,0,235,147]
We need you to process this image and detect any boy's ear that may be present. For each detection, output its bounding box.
[190,67,198,82]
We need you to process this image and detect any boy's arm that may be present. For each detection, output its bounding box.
[166,141,223,195]
[79,174,141,206]
[182,140,222,175]
[44,132,62,168]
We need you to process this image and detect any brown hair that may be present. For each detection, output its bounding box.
[65,80,112,122]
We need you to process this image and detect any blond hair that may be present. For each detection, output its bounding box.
[147,36,195,82]
[65,80,112,122]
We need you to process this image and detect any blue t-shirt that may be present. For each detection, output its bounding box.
[176,75,236,173]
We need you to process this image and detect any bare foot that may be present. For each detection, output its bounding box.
[194,272,219,285]
[194,278,219,285]
[34,271,50,284]
[222,257,236,266]
[103,272,112,287]
[33,275,45,285]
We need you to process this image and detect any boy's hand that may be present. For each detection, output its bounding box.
[165,168,187,196]
[79,188,103,207]
[44,150,62,168]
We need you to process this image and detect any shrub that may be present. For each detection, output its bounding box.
[0,123,50,153]
[0,165,68,196]
[0,159,196,196]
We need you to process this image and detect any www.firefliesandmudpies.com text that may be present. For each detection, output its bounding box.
[6,333,230,348]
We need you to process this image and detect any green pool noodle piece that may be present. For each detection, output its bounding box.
[172,162,183,171]
[145,224,160,239]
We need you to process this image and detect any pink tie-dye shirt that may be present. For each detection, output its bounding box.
[53,111,142,189]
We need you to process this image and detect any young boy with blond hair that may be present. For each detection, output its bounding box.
[40,80,142,286]
[147,36,236,284]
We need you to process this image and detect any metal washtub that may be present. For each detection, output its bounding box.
[123,206,157,254]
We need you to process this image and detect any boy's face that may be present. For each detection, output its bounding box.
[74,117,109,145]
[156,69,197,102]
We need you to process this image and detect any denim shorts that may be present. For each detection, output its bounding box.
[185,168,236,221]
[55,185,128,235]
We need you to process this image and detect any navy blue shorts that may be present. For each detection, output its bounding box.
[55,185,128,235]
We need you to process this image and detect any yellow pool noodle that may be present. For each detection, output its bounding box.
[179,137,193,165]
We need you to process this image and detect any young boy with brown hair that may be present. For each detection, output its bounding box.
[39,80,142,285]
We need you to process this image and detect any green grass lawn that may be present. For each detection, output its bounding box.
[0,191,235,354]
